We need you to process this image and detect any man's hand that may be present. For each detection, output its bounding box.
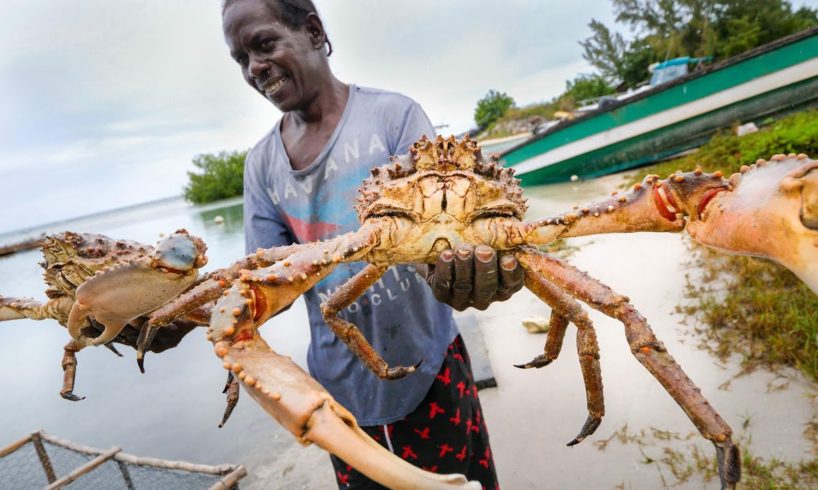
[424,244,524,311]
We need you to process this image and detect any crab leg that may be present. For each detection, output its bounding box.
[475,169,726,251]
[61,340,85,401]
[206,228,477,489]
[219,372,240,428]
[522,157,818,296]
[0,296,72,323]
[203,228,378,424]
[1,296,90,401]
[135,321,159,373]
[517,272,604,446]
[471,171,691,249]
[515,310,569,369]
[321,264,421,379]
[212,336,477,489]
[135,308,210,373]
[516,247,740,489]
[519,171,728,246]
[148,242,311,328]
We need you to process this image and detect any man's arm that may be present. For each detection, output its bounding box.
[244,148,295,253]
[243,148,297,314]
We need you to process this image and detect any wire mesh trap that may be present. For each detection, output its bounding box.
[0,430,246,489]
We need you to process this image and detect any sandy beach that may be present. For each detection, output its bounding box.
[238,173,818,489]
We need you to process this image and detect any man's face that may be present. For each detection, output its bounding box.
[223,0,323,112]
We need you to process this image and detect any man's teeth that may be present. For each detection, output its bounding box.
[264,79,284,94]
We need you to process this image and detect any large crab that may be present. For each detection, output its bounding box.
[200,136,818,489]
[5,136,818,489]
[133,135,818,489]
[0,230,208,400]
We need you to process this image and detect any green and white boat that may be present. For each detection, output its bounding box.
[501,26,818,185]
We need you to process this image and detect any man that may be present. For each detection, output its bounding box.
[222,0,522,487]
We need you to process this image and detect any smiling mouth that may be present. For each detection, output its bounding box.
[262,78,286,96]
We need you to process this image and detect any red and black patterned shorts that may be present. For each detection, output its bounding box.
[331,335,499,489]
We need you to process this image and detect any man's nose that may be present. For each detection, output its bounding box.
[248,55,270,80]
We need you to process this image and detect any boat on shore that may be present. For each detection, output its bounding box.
[500,26,818,185]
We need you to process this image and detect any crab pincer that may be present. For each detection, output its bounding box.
[206,240,478,489]
[685,154,818,294]
[66,230,207,347]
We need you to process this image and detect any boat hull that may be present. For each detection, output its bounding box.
[501,28,818,185]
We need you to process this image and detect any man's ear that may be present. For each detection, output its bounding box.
[304,13,327,50]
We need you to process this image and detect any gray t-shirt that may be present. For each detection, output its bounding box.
[243,85,458,425]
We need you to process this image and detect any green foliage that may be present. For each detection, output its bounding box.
[502,102,557,121]
[686,250,818,382]
[561,74,616,107]
[617,39,657,88]
[481,76,614,137]
[628,109,818,183]
[716,0,818,57]
[582,0,818,87]
[580,23,658,87]
[474,90,515,130]
[578,20,627,84]
[595,423,818,488]
[183,150,247,204]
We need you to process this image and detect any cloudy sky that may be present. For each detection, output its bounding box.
[1,0,815,233]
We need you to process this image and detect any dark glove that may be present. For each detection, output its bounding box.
[424,244,524,311]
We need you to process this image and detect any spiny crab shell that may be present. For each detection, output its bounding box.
[41,232,151,300]
[356,135,527,264]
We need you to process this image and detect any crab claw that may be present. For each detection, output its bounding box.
[136,323,159,373]
[685,155,818,294]
[67,231,206,347]
[208,294,478,489]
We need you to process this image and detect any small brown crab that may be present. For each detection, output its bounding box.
[0,230,208,400]
[187,136,816,489]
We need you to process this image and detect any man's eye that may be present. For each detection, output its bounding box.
[260,39,274,51]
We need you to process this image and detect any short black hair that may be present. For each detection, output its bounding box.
[222,0,333,56]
